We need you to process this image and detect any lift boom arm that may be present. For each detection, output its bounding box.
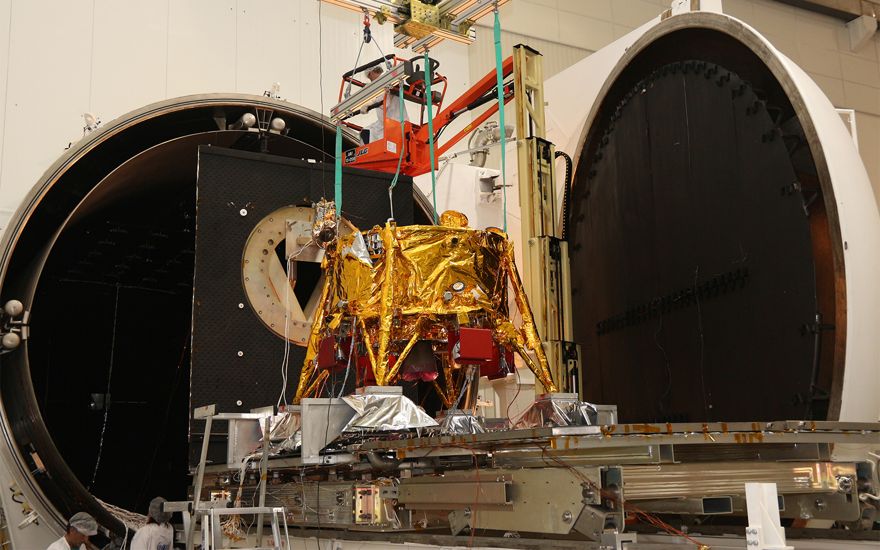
[425,56,514,159]
[335,55,514,177]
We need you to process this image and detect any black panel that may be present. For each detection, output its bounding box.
[190,146,412,464]
[1,99,358,535]
[570,57,821,423]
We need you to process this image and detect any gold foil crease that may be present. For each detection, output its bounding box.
[294,214,558,402]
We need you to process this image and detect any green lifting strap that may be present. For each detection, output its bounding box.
[335,124,343,219]
[493,8,508,232]
[424,52,438,224]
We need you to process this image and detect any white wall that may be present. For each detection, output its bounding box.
[472,0,880,211]
[0,0,878,232]
[0,0,474,231]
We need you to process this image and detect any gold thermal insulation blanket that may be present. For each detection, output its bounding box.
[294,213,558,401]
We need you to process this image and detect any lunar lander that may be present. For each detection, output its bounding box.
[294,205,557,414]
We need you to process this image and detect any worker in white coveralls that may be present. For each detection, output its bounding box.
[359,64,408,144]
[130,497,173,550]
[46,511,98,550]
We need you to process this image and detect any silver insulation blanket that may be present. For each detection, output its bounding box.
[342,393,438,431]
[514,394,598,428]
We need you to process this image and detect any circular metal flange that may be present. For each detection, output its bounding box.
[0,93,369,538]
[242,205,350,344]
[545,10,880,423]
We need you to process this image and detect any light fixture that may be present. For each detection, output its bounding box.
[228,112,257,130]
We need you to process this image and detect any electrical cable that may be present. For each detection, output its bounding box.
[95,498,147,534]
[387,82,406,219]
[319,0,327,199]
[222,454,257,541]
[277,256,296,407]
[431,79,512,146]
[505,302,525,426]
[337,317,357,398]
[424,51,438,224]
[276,241,312,408]
[336,19,370,222]
[504,359,523,427]
[338,13,398,222]
[316,6,333,544]
[277,255,293,409]
[135,336,189,509]
[555,150,572,240]
[89,283,121,491]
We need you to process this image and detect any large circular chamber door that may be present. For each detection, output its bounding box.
[0,94,431,538]
[553,11,880,424]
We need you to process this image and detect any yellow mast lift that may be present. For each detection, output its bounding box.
[512,44,580,395]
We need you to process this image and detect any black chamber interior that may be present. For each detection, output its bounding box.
[1,102,431,530]
[569,29,837,423]
[27,129,337,514]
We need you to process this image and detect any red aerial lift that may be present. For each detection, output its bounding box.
[331,53,514,177]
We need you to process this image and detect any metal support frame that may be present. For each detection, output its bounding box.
[202,506,290,550]
[255,416,270,543]
[190,420,877,542]
[357,420,880,455]
[185,405,281,549]
[331,60,414,122]
[512,44,580,394]
[321,0,509,52]
[186,404,215,550]
[745,482,794,550]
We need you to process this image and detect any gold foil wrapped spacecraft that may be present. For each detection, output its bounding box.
[294,212,558,403]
